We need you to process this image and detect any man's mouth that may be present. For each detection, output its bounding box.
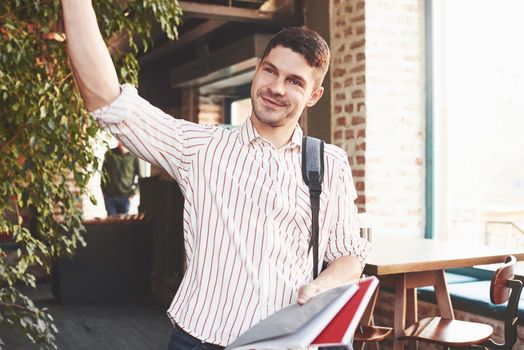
[261,95,286,108]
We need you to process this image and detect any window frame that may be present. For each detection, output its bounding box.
[224,83,252,126]
[425,0,435,239]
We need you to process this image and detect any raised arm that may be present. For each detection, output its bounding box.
[62,0,120,111]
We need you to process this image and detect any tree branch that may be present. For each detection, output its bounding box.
[0,128,23,154]
[0,301,29,312]
[57,72,73,87]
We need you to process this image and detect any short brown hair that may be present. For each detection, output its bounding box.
[261,27,331,85]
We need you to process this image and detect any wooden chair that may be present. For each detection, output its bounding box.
[400,255,523,350]
[354,325,392,342]
[353,213,393,348]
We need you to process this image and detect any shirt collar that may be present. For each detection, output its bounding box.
[288,123,304,149]
[238,117,259,145]
[238,117,304,150]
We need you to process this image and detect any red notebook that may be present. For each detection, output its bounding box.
[311,276,379,346]
[226,276,379,349]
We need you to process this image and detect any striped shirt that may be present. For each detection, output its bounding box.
[91,84,371,346]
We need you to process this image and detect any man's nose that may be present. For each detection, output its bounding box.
[268,77,285,96]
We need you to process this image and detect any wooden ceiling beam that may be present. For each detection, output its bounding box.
[179,1,302,26]
[140,19,226,65]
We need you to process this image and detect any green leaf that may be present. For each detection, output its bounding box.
[40,105,47,118]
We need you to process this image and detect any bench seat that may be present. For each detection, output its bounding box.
[418,272,524,323]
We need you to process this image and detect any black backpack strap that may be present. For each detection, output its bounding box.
[301,136,324,279]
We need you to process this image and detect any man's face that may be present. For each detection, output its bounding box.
[250,45,324,128]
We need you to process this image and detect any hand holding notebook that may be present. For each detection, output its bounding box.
[226,276,379,350]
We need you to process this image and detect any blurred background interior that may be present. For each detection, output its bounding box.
[2,0,524,349]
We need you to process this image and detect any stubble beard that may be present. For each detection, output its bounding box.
[252,90,291,128]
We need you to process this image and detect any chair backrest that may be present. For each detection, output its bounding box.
[486,255,523,350]
[490,255,518,304]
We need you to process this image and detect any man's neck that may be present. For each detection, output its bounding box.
[250,116,296,150]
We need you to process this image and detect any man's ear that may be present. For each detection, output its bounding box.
[306,86,324,107]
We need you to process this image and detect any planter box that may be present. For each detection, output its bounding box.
[52,217,152,304]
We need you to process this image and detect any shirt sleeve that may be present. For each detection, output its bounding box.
[323,158,371,269]
[90,84,215,185]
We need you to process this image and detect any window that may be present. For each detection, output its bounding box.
[431,0,524,272]
[222,83,252,128]
[230,97,251,127]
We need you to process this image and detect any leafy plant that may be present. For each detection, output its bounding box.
[0,1,182,348]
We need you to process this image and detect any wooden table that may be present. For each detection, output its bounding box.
[360,236,524,350]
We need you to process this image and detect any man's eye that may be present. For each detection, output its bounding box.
[290,79,303,87]
[264,67,274,74]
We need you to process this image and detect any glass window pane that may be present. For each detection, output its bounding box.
[231,98,251,127]
[433,0,524,272]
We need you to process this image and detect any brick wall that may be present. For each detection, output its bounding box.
[179,87,224,125]
[365,0,425,236]
[330,0,367,209]
[198,94,224,125]
[180,87,199,123]
[330,0,425,236]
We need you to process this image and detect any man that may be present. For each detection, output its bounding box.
[101,141,139,215]
[62,1,371,348]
